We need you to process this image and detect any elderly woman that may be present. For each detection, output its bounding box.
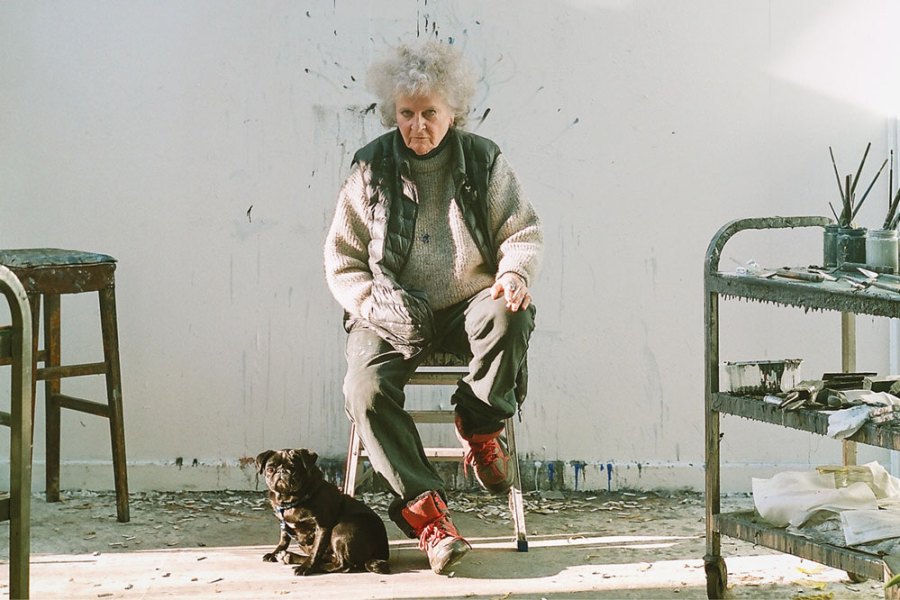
[324,40,543,575]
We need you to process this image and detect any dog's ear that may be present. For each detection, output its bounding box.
[297,448,319,471]
[256,450,276,474]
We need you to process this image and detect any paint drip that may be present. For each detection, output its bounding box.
[573,461,585,491]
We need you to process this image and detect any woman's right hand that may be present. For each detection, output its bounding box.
[491,272,531,312]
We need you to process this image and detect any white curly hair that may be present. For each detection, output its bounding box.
[366,40,477,129]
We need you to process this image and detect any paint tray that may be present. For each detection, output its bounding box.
[724,359,802,395]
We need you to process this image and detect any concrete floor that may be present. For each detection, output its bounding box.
[0,489,886,599]
[19,539,866,599]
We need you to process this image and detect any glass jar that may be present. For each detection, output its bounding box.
[866,228,899,273]
[836,227,867,268]
[823,224,840,268]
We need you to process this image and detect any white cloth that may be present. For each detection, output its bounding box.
[752,470,878,527]
[865,460,900,500]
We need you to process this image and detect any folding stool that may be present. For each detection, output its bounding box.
[343,351,528,551]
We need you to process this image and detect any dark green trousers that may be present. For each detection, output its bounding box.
[343,287,535,503]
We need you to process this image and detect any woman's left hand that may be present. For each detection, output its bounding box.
[491,272,531,312]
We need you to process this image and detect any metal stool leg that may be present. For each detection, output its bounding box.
[343,423,376,496]
[99,286,129,522]
[506,417,528,552]
[343,422,361,496]
[3,266,34,600]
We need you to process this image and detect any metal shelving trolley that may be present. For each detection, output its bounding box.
[704,216,900,599]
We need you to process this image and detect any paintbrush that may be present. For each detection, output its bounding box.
[884,165,900,229]
[851,142,872,198]
[829,146,846,206]
[843,174,853,226]
[885,174,900,229]
[850,158,888,222]
[829,201,840,223]
[883,187,900,229]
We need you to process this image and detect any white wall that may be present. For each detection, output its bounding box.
[2,0,899,493]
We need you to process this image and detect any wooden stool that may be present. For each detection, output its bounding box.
[343,351,528,551]
[0,248,129,523]
[0,265,34,599]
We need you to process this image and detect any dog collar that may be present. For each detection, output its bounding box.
[276,498,305,512]
[275,505,297,538]
[273,496,310,539]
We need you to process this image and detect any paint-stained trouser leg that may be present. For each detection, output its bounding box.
[442,288,536,436]
[343,328,445,502]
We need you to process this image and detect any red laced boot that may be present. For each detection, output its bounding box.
[455,415,513,495]
[397,491,470,574]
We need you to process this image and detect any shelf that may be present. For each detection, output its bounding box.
[708,272,900,319]
[703,215,900,319]
[715,511,882,580]
[712,393,900,451]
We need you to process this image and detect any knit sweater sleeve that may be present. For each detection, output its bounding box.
[323,164,374,318]
[489,154,544,286]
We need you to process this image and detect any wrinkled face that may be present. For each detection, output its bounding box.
[258,449,319,496]
[262,452,299,495]
[395,92,455,156]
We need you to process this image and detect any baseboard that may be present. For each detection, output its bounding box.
[0,458,819,495]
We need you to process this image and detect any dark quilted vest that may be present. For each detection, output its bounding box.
[348,128,500,357]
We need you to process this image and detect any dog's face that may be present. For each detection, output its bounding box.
[256,448,323,498]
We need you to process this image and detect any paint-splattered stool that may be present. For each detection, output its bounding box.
[343,351,528,551]
[0,248,129,523]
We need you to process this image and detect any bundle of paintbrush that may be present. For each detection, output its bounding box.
[828,142,888,228]
[885,150,900,230]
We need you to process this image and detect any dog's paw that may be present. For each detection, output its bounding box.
[365,559,391,574]
[280,551,305,565]
[292,561,315,576]
[262,552,279,563]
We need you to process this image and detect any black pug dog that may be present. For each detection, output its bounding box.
[256,448,390,575]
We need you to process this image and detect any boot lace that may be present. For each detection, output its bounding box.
[463,438,502,476]
[418,517,457,551]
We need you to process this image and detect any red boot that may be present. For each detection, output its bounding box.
[456,415,513,495]
[397,491,470,574]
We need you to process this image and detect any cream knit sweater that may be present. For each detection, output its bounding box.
[324,142,543,317]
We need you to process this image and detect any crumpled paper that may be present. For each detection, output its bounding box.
[831,390,899,407]
[841,509,900,545]
[825,392,900,438]
[752,470,878,527]
[826,404,872,439]
[838,463,900,545]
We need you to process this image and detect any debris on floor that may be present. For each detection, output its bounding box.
[0,488,885,599]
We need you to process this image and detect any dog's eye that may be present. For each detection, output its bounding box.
[266,465,275,473]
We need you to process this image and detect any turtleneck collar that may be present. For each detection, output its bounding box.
[401,127,454,161]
